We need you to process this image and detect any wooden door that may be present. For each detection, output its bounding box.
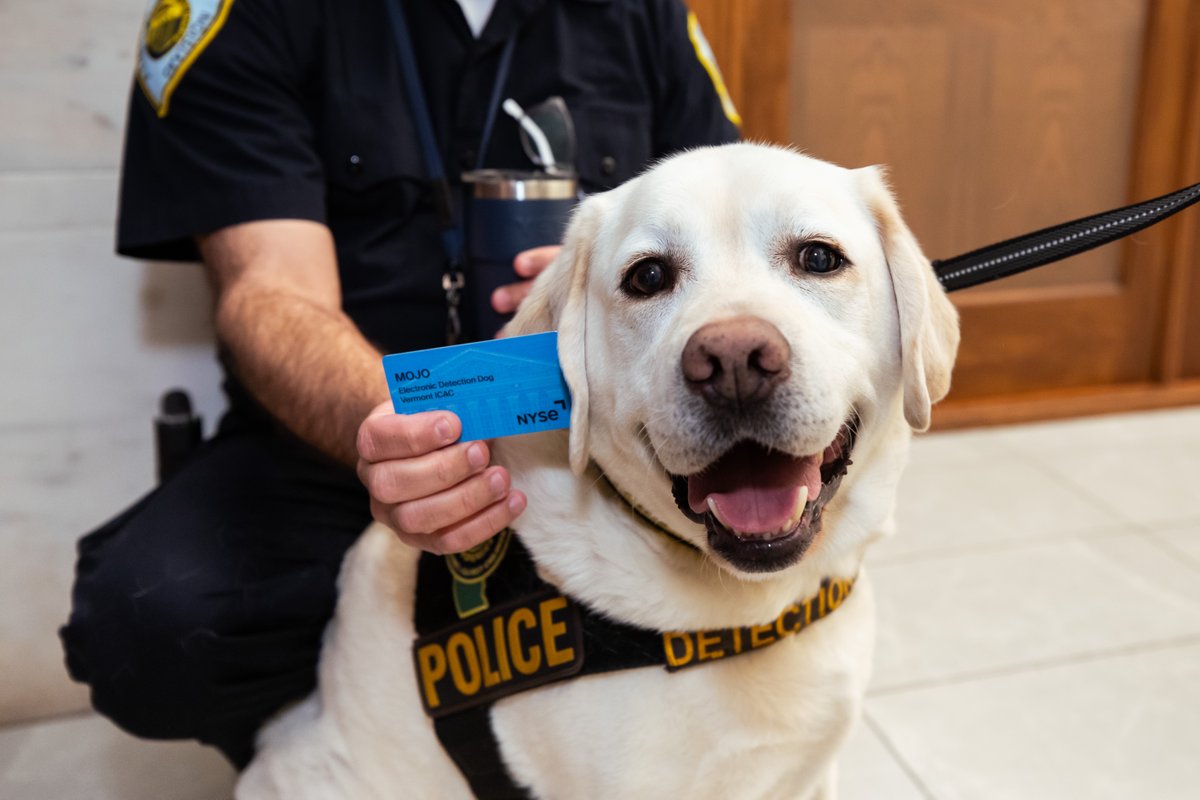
[690,0,1200,427]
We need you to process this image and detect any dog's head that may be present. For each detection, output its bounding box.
[509,143,958,578]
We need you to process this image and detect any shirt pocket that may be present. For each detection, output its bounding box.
[572,103,653,193]
[318,96,427,194]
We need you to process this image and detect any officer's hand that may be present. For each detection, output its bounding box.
[491,245,562,317]
[356,403,527,554]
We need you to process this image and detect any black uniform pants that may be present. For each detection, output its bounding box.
[59,410,371,768]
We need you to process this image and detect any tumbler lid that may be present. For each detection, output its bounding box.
[462,169,577,200]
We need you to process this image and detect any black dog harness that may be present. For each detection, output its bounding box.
[413,530,856,798]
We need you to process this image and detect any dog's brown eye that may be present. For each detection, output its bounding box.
[623,259,671,297]
[797,243,846,275]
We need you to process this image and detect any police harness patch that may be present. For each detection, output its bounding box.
[414,531,856,798]
[415,588,585,718]
[414,532,856,717]
[137,0,233,117]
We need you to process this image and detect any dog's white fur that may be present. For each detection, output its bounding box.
[236,143,959,799]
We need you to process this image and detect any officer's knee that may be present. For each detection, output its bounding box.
[62,550,226,740]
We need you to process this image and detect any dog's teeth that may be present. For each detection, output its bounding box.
[785,485,810,530]
[706,496,732,530]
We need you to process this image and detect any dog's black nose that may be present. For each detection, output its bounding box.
[681,317,791,408]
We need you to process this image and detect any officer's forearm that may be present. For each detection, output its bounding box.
[198,219,387,467]
[215,281,388,465]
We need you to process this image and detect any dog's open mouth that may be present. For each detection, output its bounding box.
[670,419,857,572]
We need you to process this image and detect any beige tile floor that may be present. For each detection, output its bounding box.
[3,407,1199,799]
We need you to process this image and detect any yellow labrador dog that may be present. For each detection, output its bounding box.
[237,143,959,799]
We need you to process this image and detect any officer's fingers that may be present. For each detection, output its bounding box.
[356,409,461,463]
[393,490,528,555]
[360,440,490,504]
[495,245,561,311]
[385,465,511,536]
[491,280,534,315]
[514,245,562,278]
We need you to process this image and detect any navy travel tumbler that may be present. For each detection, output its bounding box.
[463,170,577,340]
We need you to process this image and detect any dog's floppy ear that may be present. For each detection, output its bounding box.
[506,196,605,473]
[856,167,960,431]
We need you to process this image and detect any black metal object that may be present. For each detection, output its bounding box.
[155,389,202,483]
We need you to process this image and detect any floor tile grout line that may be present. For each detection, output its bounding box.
[992,416,1200,524]
[868,633,1200,698]
[871,516,1200,568]
[1141,531,1200,574]
[979,407,1200,442]
[0,168,118,179]
[0,224,116,236]
[1150,513,1200,529]
[0,416,160,435]
[905,435,1024,468]
[1006,445,1136,524]
[973,430,1029,461]
[862,710,940,800]
[0,707,98,736]
[868,525,1144,569]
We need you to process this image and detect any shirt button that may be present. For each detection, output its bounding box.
[348,154,363,175]
[601,156,617,176]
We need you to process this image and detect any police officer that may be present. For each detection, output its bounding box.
[61,0,740,768]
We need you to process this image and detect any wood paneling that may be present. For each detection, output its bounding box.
[790,0,1146,291]
[685,0,1200,425]
[687,0,791,144]
[1161,1,1200,380]
[789,0,1164,402]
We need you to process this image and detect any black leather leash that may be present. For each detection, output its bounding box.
[934,181,1200,292]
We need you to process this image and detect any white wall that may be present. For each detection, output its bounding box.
[0,0,226,724]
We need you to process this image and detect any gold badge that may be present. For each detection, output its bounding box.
[145,0,190,58]
[446,528,513,618]
[137,0,233,117]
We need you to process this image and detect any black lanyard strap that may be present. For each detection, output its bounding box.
[384,0,518,342]
[384,0,461,261]
[476,35,519,172]
[934,180,1200,292]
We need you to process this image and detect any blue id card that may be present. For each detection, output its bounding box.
[382,332,572,442]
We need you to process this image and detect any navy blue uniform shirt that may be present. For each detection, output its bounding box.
[118,0,740,355]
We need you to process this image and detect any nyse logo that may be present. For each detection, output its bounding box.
[515,399,567,427]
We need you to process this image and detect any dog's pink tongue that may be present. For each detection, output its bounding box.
[703,486,803,534]
[687,443,822,534]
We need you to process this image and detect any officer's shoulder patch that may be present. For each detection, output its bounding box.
[686,11,742,128]
[136,0,234,117]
